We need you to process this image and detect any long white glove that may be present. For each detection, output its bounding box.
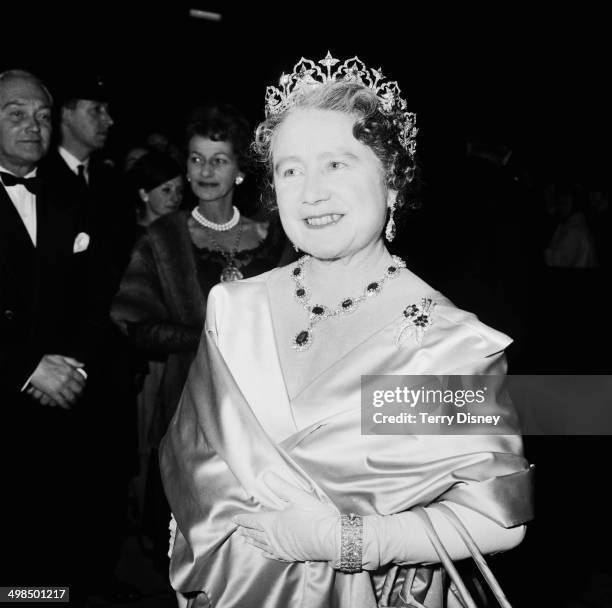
[361,503,526,570]
[234,477,525,569]
[233,472,340,563]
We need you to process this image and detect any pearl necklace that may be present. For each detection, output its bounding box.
[290,255,406,351]
[191,205,240,231]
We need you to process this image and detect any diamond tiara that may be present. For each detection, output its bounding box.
[264,51,417,158]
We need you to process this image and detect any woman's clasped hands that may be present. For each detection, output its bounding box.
[233,472,339,563]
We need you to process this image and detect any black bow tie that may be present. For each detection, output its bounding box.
[0,172,42,195]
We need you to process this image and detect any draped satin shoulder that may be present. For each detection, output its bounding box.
[160,268,533,608]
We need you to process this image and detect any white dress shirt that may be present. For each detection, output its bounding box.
[0,163,37,246]
[1,159,90,390]
[58,145,89,184]
[1,163,39,388]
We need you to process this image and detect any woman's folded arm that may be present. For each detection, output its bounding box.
[361,501,526,570]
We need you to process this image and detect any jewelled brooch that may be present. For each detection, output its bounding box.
[395,298,436,347]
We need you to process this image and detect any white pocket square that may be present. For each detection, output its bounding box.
[73,232,90,253]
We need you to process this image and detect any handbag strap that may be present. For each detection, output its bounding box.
[412,506,478,608]
[412,505,514,608]
[435,503,513,608]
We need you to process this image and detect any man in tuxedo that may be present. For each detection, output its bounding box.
[0,69,97,596]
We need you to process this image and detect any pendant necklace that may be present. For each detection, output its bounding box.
[290,255,406,351]
[207,221,244,282]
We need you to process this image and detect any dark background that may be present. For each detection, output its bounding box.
[3,2,609,183]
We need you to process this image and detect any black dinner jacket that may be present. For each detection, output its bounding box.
[39,149,136,299]
[0,179,100,402]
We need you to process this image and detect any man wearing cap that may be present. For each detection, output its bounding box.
[40,74,135,295]
[0,68,103,596]
[38,74,140,604]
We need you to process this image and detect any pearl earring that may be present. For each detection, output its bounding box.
[235,175,244,185]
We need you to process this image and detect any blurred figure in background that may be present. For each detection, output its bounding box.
[145,129,185,167]
[122,131,184,176]
[586,187,610,268]
[145,130,170,152]
[123,144,148,173]
[127,150,184,233]
[121,150,185,552]
[544,182,598,268]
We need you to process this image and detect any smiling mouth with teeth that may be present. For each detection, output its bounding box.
[305,214,343,227]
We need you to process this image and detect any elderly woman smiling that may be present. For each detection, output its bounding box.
[160,53,533,608]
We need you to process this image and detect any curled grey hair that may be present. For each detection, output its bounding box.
[251,81,420,216]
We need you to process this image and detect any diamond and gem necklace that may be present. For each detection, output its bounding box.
[290,254,406,351]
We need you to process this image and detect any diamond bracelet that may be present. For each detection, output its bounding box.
[338,513,363,573]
